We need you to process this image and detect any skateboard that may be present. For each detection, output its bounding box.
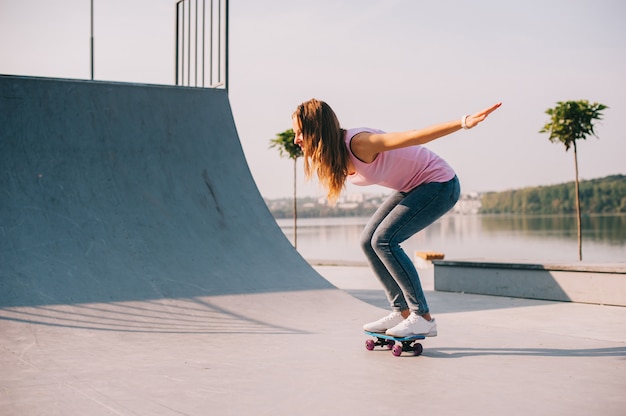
[364,331,425,357]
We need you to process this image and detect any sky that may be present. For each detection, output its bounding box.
[1,0,625,200]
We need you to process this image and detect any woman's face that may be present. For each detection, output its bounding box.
[292,116,304,148]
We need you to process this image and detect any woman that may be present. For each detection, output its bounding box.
[292,99,501,337]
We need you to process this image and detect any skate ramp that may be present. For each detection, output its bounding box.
[0,75,333,309]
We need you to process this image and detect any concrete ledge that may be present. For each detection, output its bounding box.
[433,260,626,306]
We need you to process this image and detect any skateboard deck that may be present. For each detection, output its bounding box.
[364,331,425,357]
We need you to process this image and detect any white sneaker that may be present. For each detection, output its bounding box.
[363,311,404,333]
[385,313,437,337]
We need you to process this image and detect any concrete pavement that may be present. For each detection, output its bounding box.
[2,263,624,415]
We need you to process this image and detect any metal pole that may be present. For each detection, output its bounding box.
[187,0,191,86]
[181,1,186,85]
[225,0,229,93]
[175,1,180,85]
[90,0,94,80]
[217,0,221,84]
[202,0,205,87]
[209,0,213,86]
[194,0,198,87]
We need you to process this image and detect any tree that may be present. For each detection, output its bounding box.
[540,100,608,261]
[269,129,303,248]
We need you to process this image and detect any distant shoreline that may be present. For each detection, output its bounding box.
[266,174,626,218]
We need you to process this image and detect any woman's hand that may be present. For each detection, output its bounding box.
[465,102,502,129]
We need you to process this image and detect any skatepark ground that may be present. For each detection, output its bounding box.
[1,75,625,415]
[2,262,625,416]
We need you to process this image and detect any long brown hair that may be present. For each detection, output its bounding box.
[293,99,348,204]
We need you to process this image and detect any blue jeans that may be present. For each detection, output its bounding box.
[360,176,460,314]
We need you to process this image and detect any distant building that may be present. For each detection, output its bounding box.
[453,192,481,214]
[266,191,482,218]
[345,193,365,203]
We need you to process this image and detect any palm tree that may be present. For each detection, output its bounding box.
[269,129,303,248]
[540,100,608,261]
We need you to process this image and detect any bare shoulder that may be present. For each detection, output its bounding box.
[349,132,378,163]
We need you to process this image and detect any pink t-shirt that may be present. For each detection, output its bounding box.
[345,127,456,192]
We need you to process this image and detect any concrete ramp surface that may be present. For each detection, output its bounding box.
[1,76,625,416]
[1,75,332,309]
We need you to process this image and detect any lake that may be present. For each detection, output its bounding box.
[276,214,626,264]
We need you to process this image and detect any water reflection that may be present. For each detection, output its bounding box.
[276,214,626,263]
[480,215,626,245]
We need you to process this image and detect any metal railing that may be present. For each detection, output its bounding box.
[175,0,228,91]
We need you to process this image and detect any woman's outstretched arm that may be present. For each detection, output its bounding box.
[351,102,502,163]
